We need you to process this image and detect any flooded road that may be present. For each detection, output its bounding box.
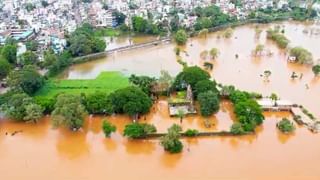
[1,21,320,179]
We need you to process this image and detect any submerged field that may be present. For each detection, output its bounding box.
[35,71,129,98]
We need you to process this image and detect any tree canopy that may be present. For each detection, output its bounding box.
[108,86,152,117]
[123,123,157,138]
[175,29,188,45]
[7,65,44,95]
[52,94,87,130]
[173,66,210,90]
[289,47,313,64]
[160,124,183,153]
[198,91,220,117]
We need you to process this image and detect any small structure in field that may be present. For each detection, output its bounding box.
[168,85,196,116]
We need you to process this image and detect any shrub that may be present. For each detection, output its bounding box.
[123,123,156,138]
[184,129,199,137]
[277,118,295,133]
[102,120,116,137]
[230,122,245,135]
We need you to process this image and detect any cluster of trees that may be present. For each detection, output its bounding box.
[7,65,44,95]
[229,90,264,134]
[131,16,166,35]
[129,74,156,95]
[193,5,237,31]
[249,6,317,23]
[173,66,221,117]
[266,28,290,49]
[277,118,295,133]
[0,40,18,80]
[67,23,106,57]
[289,47,313,65]
[1,93,43,123]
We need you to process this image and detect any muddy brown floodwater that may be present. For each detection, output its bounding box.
[1,21,320,179]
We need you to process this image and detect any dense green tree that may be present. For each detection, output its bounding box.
[19,51,38,66]
[0,58,11,79]
[24,103,44,123]
[173,66,210,90]
[7,65,44,95]
[112,11,126,25]
[198,91,220,117]
[2,93,42,122]
[1,44,17,64]
[230,90,264,132]
[194,79,218,98]
[129,74,156,95]
[84,92,114,114]
[108,86,152,117]
[160,124,183,153]
[312,65,320,76]
[132,16,148,33]
[174,29,188,45]
[52,94,87,131]
[67,24,106,57]
[102,120,116,137]
[123,123,157,138]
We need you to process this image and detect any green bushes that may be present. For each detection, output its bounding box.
[184,129,199,137]
[289,47,313,65]
[1,93,43,122]
[277,118,295,133]
[266,28,290,49]
[230,122,245,135]
[123,123,157,138]
[102,120,116,137]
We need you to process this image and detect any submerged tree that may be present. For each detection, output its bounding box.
[209,48,219,59]
[160,124,183,153]
[277,118,295,133]
[102,120,116,137]
[312,65,320,76]
[52,94,87,131]
[175,29,188,45]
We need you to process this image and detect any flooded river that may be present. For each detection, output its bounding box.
[1,21,320,179]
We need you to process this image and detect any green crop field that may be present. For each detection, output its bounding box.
[35,71,130,98]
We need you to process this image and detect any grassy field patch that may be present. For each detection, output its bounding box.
[35,72,129,98]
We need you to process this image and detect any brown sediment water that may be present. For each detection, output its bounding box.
[1,21,320,179]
